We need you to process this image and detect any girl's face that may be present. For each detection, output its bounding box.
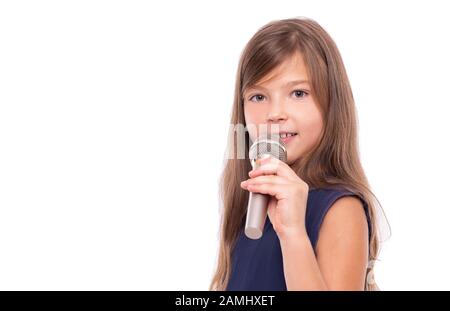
[243,52,324,165]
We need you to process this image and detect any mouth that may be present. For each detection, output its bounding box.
[274,132,298,145]
[277,132,298,138]
[254,131,298,142]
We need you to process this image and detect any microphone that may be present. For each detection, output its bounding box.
[244,133,287,239]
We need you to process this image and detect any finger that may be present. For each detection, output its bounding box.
[250,157,298,181]
[242,174,288,187]
[249,163,279,177]
[246,183,290,200]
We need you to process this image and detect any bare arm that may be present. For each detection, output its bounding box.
[279,196,369,290]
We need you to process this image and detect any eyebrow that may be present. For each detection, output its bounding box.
[247,79,310,91]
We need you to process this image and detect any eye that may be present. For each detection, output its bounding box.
[248,94,265,102]
[292,89,308,98]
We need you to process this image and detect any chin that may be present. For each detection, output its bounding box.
[286,156,295,166]
[286,152,302,166]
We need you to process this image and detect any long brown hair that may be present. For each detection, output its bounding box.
[209,17,389,291]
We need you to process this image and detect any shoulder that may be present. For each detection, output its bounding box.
[305,188,371,250]
[321,195,369,238]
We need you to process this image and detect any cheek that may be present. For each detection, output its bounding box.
[244,106,265,140]
[303,115,323,139]
[296,108,324,148]
[244,105,265,123]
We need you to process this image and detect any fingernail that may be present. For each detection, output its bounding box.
[257,156,270,165]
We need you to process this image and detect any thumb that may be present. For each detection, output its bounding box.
[267,197,277,230]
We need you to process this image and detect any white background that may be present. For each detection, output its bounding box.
[1,0,449,290]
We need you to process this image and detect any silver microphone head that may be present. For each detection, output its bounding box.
[249,133,287,165]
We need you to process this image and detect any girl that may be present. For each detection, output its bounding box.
[209,17,388,291]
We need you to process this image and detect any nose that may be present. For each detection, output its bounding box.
[266,101,288,123]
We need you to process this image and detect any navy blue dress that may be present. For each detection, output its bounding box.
[226,187,372,291]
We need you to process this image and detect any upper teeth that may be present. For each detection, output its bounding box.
[280,133,296,138]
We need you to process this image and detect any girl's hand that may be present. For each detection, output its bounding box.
[240,156,310,242]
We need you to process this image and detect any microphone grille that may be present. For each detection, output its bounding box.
[249,133,287,163]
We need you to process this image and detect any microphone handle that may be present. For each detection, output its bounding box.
[244,192,269,239]
[244,153,273,239]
